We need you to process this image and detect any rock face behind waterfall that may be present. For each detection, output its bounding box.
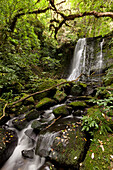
[67,34,113,81]
[0,128,18,168]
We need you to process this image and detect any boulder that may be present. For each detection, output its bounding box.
[31,120,43,132]
[49,121,87,169]
[36,98,56,110]
[25,109,42,121]
[33,79,57,100]
[24,129,37,141]
[68,101,87,110]
[53,105,70,117]
[12,117,28,130]
[22,149,34,159]
[53,90,67,103]
[0,128,18,168]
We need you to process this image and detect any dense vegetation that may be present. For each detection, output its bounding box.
[0,0,113,169]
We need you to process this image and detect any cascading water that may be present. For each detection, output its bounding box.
[96,39,104,74]
[67,38,104,81]
[67,38,86,81]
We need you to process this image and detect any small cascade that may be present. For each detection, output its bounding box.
[35,132,59,157]
[1,124,45,170]
[67,38,86,81]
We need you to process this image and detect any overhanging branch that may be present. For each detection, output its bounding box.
[10,7,51,32]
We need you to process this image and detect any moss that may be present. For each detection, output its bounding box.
[51,125,87,168]
[68,101,87,110]
[53,105,69,117]
[31,120,42,131]
[82,132,113,170]
[70,84,83,96]
[79,82,87,89]
[33,79,57,100]
[36,97,56,110]
[21,93,35,105]
[25,109,41,121]
[53,90,67,103]
[12,117,28,130]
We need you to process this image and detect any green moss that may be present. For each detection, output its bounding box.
[25,109,41,121]
[79,82,87,89]
[33,79,57,100]
[70,84,82,96]
[51,126,87,168]
[68,101,87,109]
[83,132,113,170]
[53,105,69,117]
[36,97,56,110]
[53,90,67,102]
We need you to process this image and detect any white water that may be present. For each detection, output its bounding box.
[67,38,104,81]
[96,39,104,73]
[1,124,45,170]
[67,38,86,81]
[1,106,60,170]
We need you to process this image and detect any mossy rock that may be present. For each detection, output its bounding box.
[50,125,87,169]
[12,117,28,130]
[33,79,57,100]
[31,120,42,132]
[53,90,67,103]
[0,128,18,168]
[53,105,69,117]
[68,101,87,110]
[70,82,87,96]
[78,82,87,89]
[21,93,35,105]
[70,84,83,96]
[36,97,56,110]
[25,109,42,121]
[82,132,113,170]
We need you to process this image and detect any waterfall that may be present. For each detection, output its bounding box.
[67,38,104,81]
[96,39,104,73]
[67,38,86,81]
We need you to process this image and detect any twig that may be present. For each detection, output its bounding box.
[0,103,8,120]
[44,115,61,130]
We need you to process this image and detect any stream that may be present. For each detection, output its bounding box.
[1,37,104,170]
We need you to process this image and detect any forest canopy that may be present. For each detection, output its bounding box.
[0,0,113,42]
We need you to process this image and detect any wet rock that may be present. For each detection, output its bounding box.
[33,79,57,101]
[68,101,87,110]
[12,117,28,130]
[70,84,83,96]
[49,123,87,169]
[35,133,58,157]
[73,109,84,116]
[0,128,18,168]
[39,161,56,170]
[25,109,42,121]
[31,120,43,132]
[22,149,34,159]
[53,105,70,117]
[53,90,67,103]
[36,98,56,110]
[25,129,37,141]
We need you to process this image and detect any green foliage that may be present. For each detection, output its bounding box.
[82,116,99,132]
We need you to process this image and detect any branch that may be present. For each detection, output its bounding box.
[9,74,82,107]
[51,10,113,38]
[10,7,51,32]
[56,0,66,6]
[0,103,8,120]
